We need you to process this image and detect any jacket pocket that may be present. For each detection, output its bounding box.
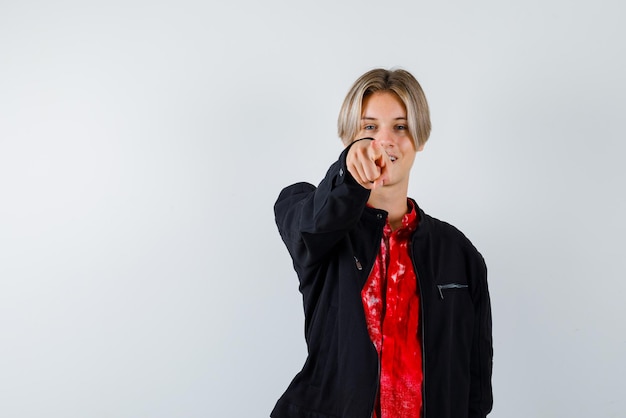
[437,283,468,299]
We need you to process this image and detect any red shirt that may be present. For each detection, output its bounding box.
[361,201,423,418]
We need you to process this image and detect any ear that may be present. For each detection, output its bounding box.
[416,142,425,152]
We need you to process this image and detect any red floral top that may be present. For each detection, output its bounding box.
[361,201,423,418]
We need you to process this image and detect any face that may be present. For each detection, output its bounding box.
[356,91,423,188]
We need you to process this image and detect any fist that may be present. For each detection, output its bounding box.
[346,139,390,189]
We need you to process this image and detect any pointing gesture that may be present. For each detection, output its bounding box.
[346,139,389,189]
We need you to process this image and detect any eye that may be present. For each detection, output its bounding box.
[396,124,408,131]
[363,124,376,131]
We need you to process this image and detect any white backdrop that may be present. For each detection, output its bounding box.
[1,1,625,417]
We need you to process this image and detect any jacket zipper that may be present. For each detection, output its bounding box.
[409,240,427,418]
[437,283,468,299]
[363,254,380,418]
[351,243,381,417]
[351,213,385,418]
[363,250,380,418]
[371,354,381,418]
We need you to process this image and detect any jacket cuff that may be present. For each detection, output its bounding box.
[335,137,374,187]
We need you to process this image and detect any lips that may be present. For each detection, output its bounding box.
[388,155,398,162]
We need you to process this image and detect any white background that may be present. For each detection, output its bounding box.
[1,0,625,417]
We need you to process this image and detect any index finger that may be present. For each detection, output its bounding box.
[369,140,386,168]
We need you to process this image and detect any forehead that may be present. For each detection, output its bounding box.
[361,91,407,117]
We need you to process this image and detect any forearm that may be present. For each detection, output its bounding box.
[274,143,371,267]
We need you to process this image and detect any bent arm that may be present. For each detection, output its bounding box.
[274,142,371,268]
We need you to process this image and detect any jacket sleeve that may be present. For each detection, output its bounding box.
[469,253,494,417]
[274,141,371,269]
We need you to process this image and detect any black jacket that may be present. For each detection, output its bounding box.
[271,146,493,418]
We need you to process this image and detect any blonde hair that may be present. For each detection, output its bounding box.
[337,68,431,148]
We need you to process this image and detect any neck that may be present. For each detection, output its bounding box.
[368,185,410,231]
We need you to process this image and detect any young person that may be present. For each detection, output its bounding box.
[271,68,493,418]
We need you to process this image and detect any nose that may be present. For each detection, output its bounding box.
[376,126,395,147]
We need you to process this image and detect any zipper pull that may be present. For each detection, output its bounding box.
[437,283,469,299]
[354,256,363,271]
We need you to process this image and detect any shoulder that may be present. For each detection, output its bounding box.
[422,211,468,241]
[416,204,484,261]
[274,182,316,211]
[276,182,316,202]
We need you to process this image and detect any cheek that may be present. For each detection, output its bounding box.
[357,129,370,139]
[404,149,417,165]
[401,140,417,155]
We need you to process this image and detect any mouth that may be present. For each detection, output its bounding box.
[388,155,397,163]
